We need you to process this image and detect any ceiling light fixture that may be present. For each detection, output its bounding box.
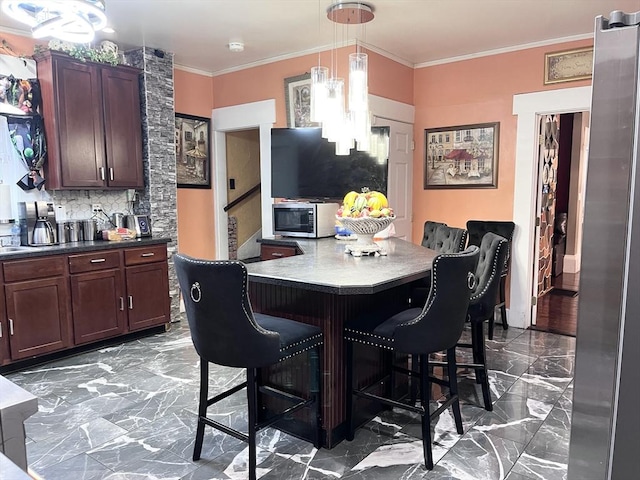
[1,0,108,43]
[311,1,374,155]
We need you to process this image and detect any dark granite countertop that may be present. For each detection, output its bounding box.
[0,237,171,261]
[246,237,436,295]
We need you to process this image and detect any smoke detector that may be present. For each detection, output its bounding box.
[228,42,244,52]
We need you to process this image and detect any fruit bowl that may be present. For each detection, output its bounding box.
[337,215,396,256]
[337,215,396,235]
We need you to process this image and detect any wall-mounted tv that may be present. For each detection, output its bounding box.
[271,127,389,201]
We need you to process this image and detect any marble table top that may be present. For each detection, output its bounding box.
[246,237,437,294]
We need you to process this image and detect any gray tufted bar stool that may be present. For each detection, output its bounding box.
[344,247,479,470]
[449,232,509,411]
[174,254,323,480]
[466,220,515,338]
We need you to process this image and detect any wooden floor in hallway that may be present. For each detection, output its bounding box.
[532,272,580,337]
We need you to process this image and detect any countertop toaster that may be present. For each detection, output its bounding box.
[125,215,152,237]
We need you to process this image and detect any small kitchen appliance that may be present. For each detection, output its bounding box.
[18,201,58,246]
[125,215,152,237]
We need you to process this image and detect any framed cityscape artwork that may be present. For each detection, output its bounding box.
[175,113,211,188]
[424,122,499,189]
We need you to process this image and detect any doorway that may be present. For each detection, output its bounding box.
[531,112,589,336]
[511,86,591,329]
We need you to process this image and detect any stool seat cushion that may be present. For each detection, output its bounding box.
[256,314,323,360]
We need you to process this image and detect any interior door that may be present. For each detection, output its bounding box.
[376,117,413,241]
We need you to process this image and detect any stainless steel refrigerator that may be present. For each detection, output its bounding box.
[568,10,640,480]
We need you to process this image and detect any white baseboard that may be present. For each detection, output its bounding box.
[563,254,581,274]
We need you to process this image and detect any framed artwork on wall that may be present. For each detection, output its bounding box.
[424,122,499,189]
[175,113,211,188]
[544,47,593,85]
[284,73,320,128]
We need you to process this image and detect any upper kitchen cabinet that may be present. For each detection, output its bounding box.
[35,50,144,190]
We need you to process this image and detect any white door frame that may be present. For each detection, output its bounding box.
[212,100,276,260]
[211,96,413,260]
[511,86,591,328]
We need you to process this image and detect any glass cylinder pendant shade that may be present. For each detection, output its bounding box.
[348,53,368,112]
[310,66,329,123]
[321,78,345,141]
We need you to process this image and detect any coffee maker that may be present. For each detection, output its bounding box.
[18,201,58,246]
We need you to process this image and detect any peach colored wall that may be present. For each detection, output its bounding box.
[0,32,42,55]
[174,69,216,259]
[411,39,592,244]
[213,46,413,125]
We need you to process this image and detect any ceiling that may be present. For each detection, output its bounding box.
[1,0,639,75]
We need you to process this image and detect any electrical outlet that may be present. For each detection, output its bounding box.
[91,203,103,213]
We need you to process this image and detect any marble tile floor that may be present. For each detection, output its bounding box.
[5,322,575,480]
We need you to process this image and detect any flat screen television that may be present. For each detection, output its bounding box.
[271,127,389,201]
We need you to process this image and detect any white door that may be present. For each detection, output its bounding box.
[376,118,413,241]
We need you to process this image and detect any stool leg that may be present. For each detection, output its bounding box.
[345,339,355,441]
[446,348,463,435]
[193,359,208,461]
[500,275,508,330]
[247,368,258,480]
[419,354,434,470]
[409,354,419,406]
[488,312,495,341]
[309,346,322,448]
[472,322,493,411]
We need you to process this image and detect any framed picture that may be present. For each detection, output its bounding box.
[284,73,320,128]
[424,122,499,189]
[175,113,211,188]
[544,47,593,85]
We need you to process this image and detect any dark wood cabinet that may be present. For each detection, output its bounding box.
[2,257,72,361]
[69,251,126,345]
[35,50,143,190]
[0,242,170,367]
[260,244,298,261]
[124,245,171,331]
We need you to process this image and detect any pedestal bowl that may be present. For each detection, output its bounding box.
[336,216,396,256]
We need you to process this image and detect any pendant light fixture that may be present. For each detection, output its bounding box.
[1,0,108,43]
[312,1,374,155]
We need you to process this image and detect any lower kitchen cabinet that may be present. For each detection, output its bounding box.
[124,245,171,331]
[2,256,72,362]
[0,240,171,367]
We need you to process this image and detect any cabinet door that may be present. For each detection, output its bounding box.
[260,244,298,261]
[126,262,170,331]
[4,277,72,360]
[55,58,107,188]
[102,67,144,188]
[71,269,126,345]
[0,285,8,366]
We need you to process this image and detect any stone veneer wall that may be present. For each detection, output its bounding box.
[125,47,180,322]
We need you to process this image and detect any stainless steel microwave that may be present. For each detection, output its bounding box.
[273,202,338,238]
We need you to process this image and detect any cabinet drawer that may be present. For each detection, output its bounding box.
[3,256,66,282]
[69,250,121,274]
[260,245,297,261]
[124,245,167,266]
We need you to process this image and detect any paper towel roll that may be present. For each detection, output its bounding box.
[0,183,12,221]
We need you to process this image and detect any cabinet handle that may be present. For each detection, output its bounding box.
[119,297,125,311]
[99,167,105,180]
[141,252,155,257]
[271,252,284,257]
[90,258,106,263]
[0,322,2,338]
[109,167,114,181]
[9,319,14,336]
[128,295,133,310]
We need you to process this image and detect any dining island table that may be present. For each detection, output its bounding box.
[245,236,437,448]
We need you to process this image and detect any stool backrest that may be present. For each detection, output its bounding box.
[421,221,446,249]
[394,246,480,354]
[466,220,515,275]
[174,254,281,368]
[469,232,509,322]
[432,225,468,253]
